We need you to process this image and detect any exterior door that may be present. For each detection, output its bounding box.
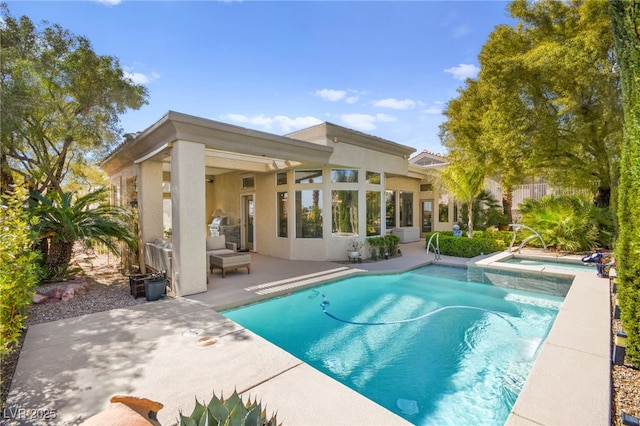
[242,194,255,251]
[421,200,433,236]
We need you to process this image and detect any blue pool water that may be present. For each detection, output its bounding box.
[502,256,596,272]
[223,265,563,425]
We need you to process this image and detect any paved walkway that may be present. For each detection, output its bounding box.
[6,241,610,425]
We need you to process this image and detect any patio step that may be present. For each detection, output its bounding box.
[246,267,362,295]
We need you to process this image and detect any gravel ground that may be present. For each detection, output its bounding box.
[1,252,639,424]
[611,277,640,425]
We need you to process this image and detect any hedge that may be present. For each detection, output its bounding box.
[610,0,640,366]
[425,231,506,258]
[0,187,41,356]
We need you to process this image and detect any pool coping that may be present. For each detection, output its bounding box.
[476,252,611,425]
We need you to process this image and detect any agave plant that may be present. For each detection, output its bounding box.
[179,390,280,426]
[31,188,136,279]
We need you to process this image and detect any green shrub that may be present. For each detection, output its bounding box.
[425,232,505,258]
[0,187,41,356]
[384,234,400,256]
[519,195,613,251]
[610,0,640,366]
[366,236,385,260]
[474,229,516,247]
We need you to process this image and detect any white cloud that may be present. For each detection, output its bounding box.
[221,114,321,133]
[95,0,122,5]
[273,115,322,133]
[340,113,396,131]
[123,66,159,85]
[315,89,347,102]
[453,25,471,37]
[125,72,150,84]
[422,106,443,115]
[315,88,362,104]
[375,113,397,123]
[444,63,480,81]
[223,114,273,127]
[371,98,419,110]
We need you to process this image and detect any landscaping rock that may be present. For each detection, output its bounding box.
[44,287,63,300]
[61,286,75,302]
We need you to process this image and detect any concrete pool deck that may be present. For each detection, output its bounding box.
[6,242,611,425]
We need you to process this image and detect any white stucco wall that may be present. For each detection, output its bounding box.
[170,140,207,296]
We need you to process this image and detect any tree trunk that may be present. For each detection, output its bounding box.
[502,188,513,223]
[0,153,15,195]
[593,186,610,208]
[45,241,75,278]
[467,202,474,238]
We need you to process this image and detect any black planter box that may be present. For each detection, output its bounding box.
[144,277,167,301]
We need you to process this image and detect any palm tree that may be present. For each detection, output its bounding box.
[32,188,136,279]
[439,165,485,238]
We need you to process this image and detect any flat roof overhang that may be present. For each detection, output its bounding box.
[101,111,334,176]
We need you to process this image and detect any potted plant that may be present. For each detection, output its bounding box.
[367,236,384,261]
[383,234,400,259]
[347,237,363,261]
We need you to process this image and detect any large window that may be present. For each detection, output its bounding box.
[332,190,358,236]
[366,171,381,184]
[421,200,433,233]
[295,190,323,238]
[126,177,137,206]
[295,170,322,184]
[385,190,396,228]
[439,193,449,223]
[112,183,121,206]
[276,172,287,185]
[399,191,413,227]
[366,191,381,236]
[277,192,288,238]
[331,169,358,183]
[242,176,255,189]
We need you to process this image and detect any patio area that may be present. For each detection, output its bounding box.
[5,241,610,425]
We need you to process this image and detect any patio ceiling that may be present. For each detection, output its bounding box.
[158,149,304,175]
[101,111,332,176]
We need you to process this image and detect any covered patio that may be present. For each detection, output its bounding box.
[102,111,334,297]
[101,111,435,298]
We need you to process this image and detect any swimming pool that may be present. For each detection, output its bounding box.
[500,255,596,272]
[223,265,563,425]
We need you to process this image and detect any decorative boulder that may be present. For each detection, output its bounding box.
[61,286,75,302]
[45,287,63,300]
[33,294,49,304]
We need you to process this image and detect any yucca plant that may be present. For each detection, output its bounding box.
[179,390,280,426]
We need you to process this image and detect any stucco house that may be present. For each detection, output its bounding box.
[101,111,453,296]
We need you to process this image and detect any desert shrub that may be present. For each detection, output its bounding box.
[0,187,41,356]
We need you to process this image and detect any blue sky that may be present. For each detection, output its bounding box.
[6,1,514,155]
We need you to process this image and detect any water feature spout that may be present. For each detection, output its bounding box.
[508,224,547,253]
